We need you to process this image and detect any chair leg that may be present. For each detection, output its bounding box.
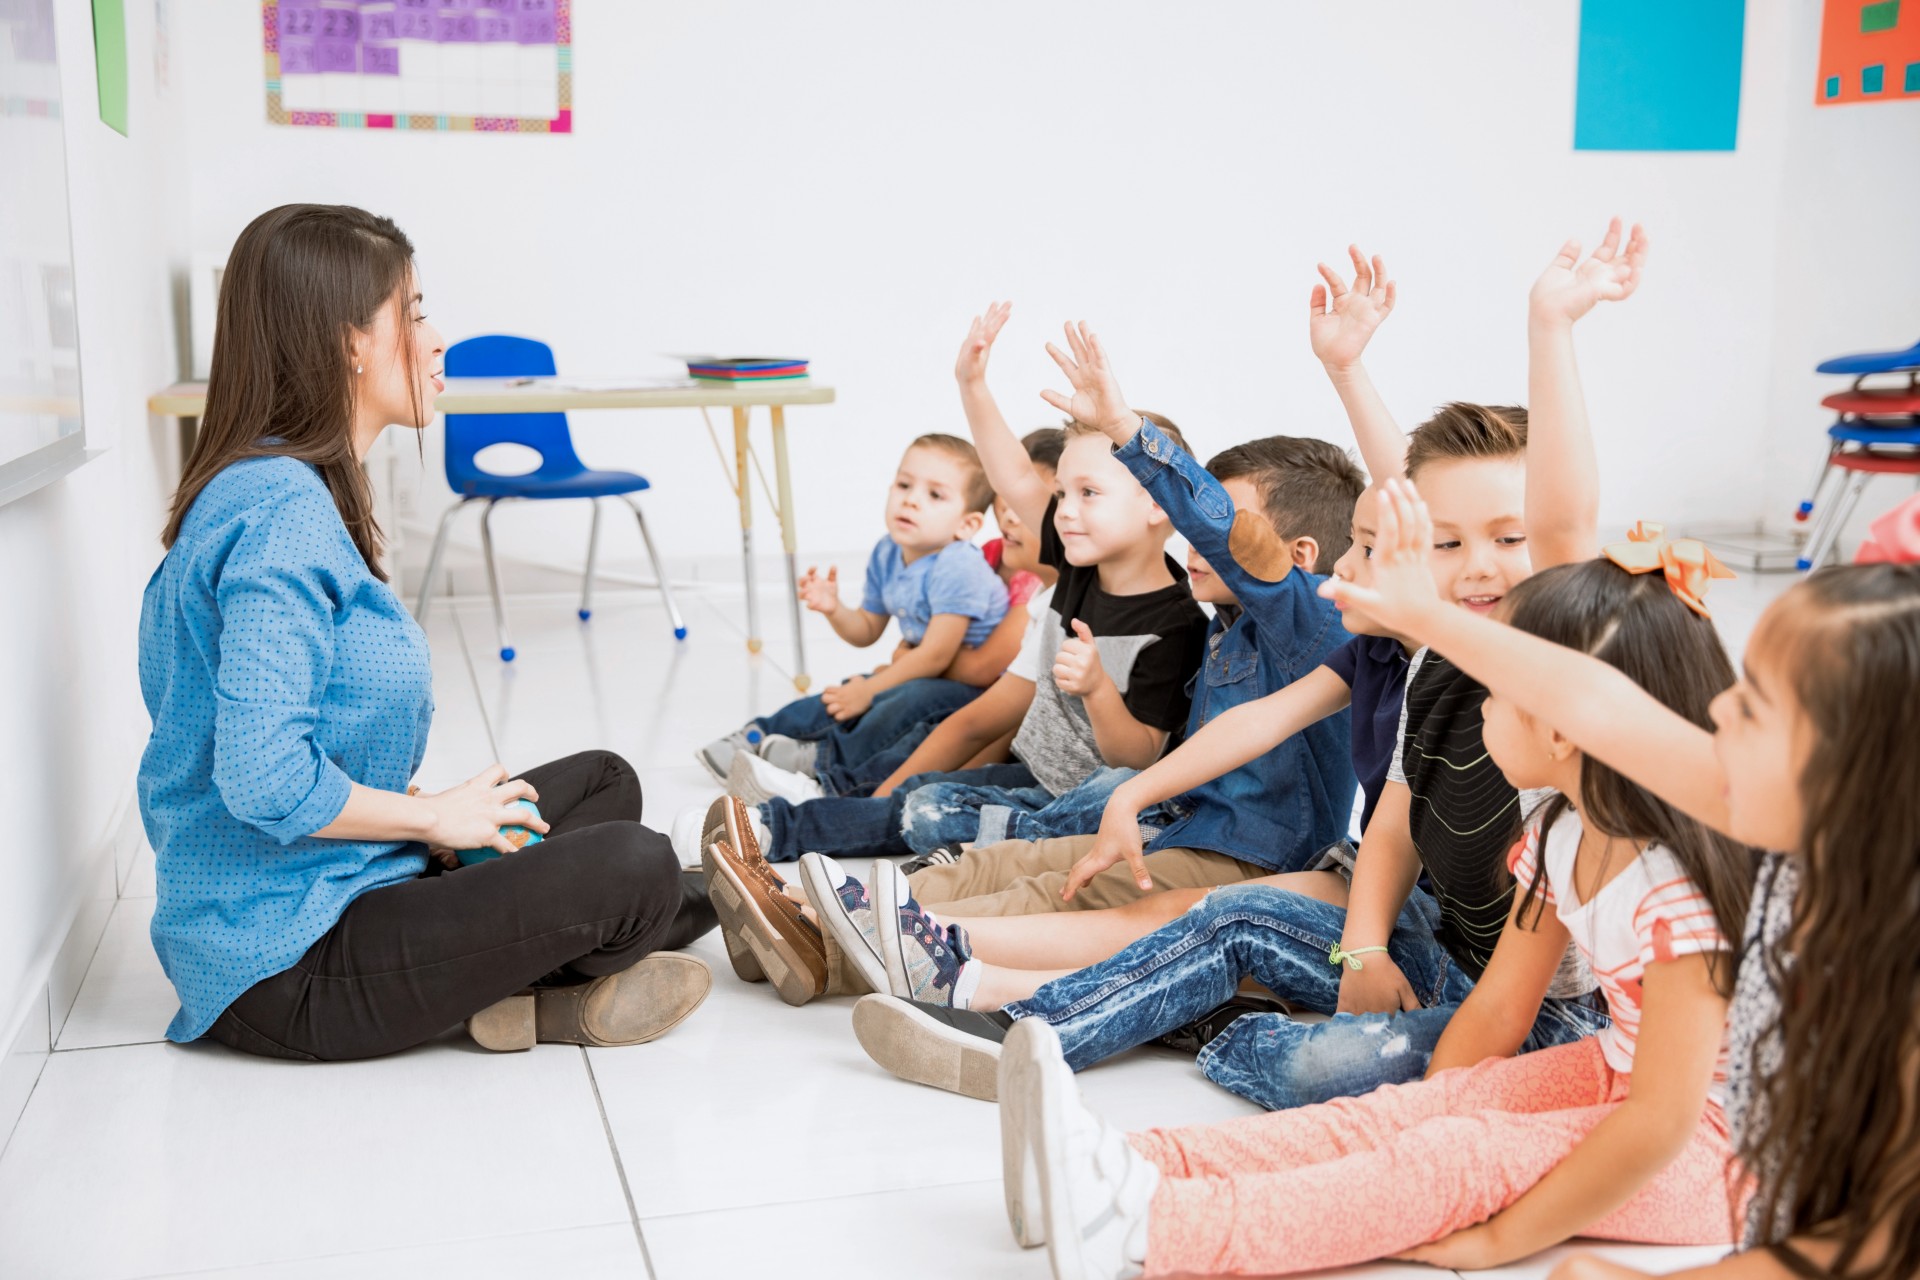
[1802,471,1872,572]
[621,494,688,641]
[413,498,473,622]
[1796,442,1842,526]
[479,498,516,661]
[579,498,603,621]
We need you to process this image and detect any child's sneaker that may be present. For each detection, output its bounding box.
[757,733,819,778]
[899,843,966,876]
[872,860,981,1008]
[727,749,824,807]
[850,992,1013,1103]
[795,853,887,993]
[1005,1018,1157,1276]
[696,725,763,783]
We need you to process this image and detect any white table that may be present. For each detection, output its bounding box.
[149,376,837,691]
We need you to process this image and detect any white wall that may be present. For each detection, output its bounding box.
[164,0,1920,584]
[0,0,189,1093]
[1761,3,1920,548]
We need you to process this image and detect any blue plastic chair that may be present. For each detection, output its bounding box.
[1814,339,1920,376]
[413,334,686,661]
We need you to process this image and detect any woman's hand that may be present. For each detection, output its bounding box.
[1039,322,1139,444]
[1309,245,1397,372]
[1318,479,1447,636]
[1528,217,1649,329]
[416,765,547,856]
[956,301,1012,387]
[1065,793,1152,900]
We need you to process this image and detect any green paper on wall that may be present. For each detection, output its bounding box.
[92,0,127,135]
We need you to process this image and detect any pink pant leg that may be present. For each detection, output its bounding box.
[1130,1038,1611,1179]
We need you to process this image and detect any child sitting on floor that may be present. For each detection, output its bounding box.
[695,432,1009,788]
[1004,507,1757,1277]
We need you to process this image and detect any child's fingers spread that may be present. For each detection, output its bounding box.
[1309,283,1326,313]
[1039,388,1072,414]
[1044,340,1077,379]
[1552,238,1581,268]
[1382,280,1397,312]
[1315,261,1345,294]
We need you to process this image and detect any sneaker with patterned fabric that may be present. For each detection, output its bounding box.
[872,859,981,1008]
[795,853,886,993]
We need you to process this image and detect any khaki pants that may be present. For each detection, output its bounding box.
[913,835,1266,918]
[817,837,1266,997]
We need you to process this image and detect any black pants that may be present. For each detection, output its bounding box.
[207,751,702,1062]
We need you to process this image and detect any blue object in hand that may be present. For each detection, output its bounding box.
[455,798,545,866]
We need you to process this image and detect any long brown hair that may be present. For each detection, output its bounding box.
[163,204,421,580]
[1742,564,1920,1280]
[1504,559,1755,988]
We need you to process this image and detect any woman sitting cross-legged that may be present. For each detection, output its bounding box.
[138,203,716,1061]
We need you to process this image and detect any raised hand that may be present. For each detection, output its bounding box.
[1309,245,1397,372]
[1039,322,1137,442]
[955,301,1012,386]
[1317,479,1443,634]
[821,674,875,722]
[797,565,841,615]
[1052,618,1111,697]
[1065,795,1153,900]
[1529,217,1649,327]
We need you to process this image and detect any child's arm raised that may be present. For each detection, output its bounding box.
[1401,950,1729,1270]
[821,613,973,721]
[1324,481,1731,835]
[956,302,1053,536]
[798,566,890,647]
[1526,219,1649,570]
[1063,666,1354,896]
[1311,246,1407,482]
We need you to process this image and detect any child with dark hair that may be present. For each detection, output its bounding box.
[1003,499,1758,1276]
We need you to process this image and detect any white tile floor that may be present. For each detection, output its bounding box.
[0,566,1788,1279]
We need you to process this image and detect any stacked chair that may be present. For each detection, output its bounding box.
[1795,339,1920,571]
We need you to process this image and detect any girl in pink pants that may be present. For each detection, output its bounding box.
[1001,535,1760,1278]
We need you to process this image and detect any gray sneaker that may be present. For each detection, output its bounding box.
[696,726,762,783]
[757,733,819,777]
[796,854,886,992]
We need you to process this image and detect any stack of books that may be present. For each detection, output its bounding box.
[685,357,810,381]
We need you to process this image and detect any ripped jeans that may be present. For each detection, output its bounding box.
[1003,883,1609,1111]
[898,766,1150,855]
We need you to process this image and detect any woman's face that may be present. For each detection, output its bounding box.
[354,273,444,434]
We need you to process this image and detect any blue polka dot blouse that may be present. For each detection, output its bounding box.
[137,456,434,1042]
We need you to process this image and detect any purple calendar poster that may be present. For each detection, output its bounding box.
[266,0,571,132]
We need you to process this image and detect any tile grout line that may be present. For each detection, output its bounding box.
[445,591,503,765]
[579,1046,657,1279]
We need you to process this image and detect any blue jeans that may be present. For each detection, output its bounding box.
[756,679,982,796]
[757,764,1037,863]
[1003,883,1609,1111]
[899,766,1150,855]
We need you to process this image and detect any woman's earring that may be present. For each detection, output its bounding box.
[355,364,363,374]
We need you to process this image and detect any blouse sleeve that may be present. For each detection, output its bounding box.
[208,490,355,844]
[1633,854,1730,966]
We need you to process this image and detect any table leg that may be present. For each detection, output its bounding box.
[768,405,809,692]
[733,405,762,654]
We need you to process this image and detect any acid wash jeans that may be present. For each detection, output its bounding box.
[1002,882,1609,1111]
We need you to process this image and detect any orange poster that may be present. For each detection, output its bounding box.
[1817,0,1920,103]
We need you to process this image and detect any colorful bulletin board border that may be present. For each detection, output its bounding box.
[261,1,573,133]
[1817,0,1920,104]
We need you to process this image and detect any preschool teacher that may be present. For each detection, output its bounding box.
[136,203,716,1061]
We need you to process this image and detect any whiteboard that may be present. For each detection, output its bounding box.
[0,0,85,506]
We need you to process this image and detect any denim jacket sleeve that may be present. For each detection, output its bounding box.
[1115,420,1329,668]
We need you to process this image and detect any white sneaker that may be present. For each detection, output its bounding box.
[727,749,825,806]
[1007,1019,1156,1280]
[758,733,819,777]
[669,803,712,870]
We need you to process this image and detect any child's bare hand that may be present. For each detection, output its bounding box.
[821,675,875,722]
[956,302,1012,386]
[1065,798,1152,900]
[797,566,840,615]
[1040,322,1138,443]
[1308,245,1397,371]
[1052,618,1110,697]
[1318,479,1445,634]
[1529,217,1649,327]
[1335,952,1421,1016]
